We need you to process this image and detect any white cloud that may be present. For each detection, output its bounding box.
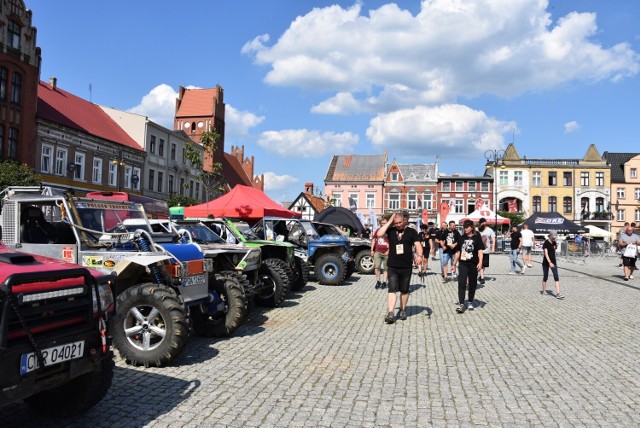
[128,84,177,128]
[564,120,580,134]
[366,104,513,158]
[244,0,639,113]
[262,172,299,191]
[226,105,265,139]
[257,129,358,158]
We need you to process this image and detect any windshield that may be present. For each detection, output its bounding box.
[179,223,225,244]
[313,222,343,236]
[74,201,147,233]
[300,221,319,239]
[233,221,259,239]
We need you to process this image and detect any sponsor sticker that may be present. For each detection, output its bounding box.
[82,255,103,267]
[62,246,75,263]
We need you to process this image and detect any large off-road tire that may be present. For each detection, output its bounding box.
[220,270,252,311]
[111,283,189,367]
[255,258,291,307]
[290,257,310,291]
[355,249,375,274]
[314,253,347,285]
[24,352,114,417]
[192,273,246,338]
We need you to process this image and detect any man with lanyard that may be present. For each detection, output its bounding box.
[508,225,525,274]
[453,220,485,313]
[619,222,640,281]
[477,217,495,285]
[376,211,423,324]
[441,221,461,283]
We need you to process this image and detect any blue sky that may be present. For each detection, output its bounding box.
[28,0,640,203]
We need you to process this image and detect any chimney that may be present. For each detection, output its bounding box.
[49,77,57,89]
[305,182,314,194]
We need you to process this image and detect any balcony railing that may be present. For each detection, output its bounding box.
[580,212,612,220]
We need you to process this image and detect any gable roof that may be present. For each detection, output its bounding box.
[222,152,254,189]
[396,163,437,182]
[325,154,387,182]
[37,81,142,150]
[175,88,220,118]
[602,152,639,183]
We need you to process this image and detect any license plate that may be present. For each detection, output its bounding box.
[183,274,206,287]
[20,341,85,375]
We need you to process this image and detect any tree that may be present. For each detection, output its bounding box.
[0,160,41,189]
[183,125,227,202]
[166,194,201,208]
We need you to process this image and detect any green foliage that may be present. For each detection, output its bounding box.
[183,125,227,201]
[498,211,524,226]
[0,160,41,189]
[166,194,201,208]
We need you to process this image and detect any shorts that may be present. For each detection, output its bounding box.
[522,246,532,255]
[422,242,431,256]
[387,266,412,294]
[442,252,455,266]
[482,253,490,268]
[374,252,388,269]
[622,256,637,268]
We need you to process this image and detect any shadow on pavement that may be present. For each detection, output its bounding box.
[406,304,432,318]
[1,366,200,428]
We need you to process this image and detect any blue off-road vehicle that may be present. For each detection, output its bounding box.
[251,217,352,285]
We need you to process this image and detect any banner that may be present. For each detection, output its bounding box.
[507,199,518,213]
[369,208,378,231]
[475,198,484,210]
[439,200,450,222]
[421,208,429,225]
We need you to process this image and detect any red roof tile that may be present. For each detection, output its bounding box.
[175,88,219,118]
[37,81,142,150]
[305,193,326,212]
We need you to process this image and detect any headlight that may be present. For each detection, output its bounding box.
[92,282,115,314]
[203,258,214,272]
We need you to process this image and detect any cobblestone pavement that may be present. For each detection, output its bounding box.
[4,253,640,427]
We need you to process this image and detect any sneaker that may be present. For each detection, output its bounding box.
[456,304,465,314]
[624,277,629,281]
[618,263,623,267]
[555,293,565,300]
[399,310,407,321]
[527,264,533,268]
[467,301,474,311]
[479,277,485,285]
[381,282,387,289]
[375,280,381,289]
[540,290,545,295]
[384,312,395,324]
[508,271,516,275]
[521,267,526,274]
[442,276,447,283]
[630,275,635,280]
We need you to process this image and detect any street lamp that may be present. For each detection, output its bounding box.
[485,149,506,234]
[111,155,126,192]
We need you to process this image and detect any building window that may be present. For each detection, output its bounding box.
[8,127,17,158]
[548,172,557,186]
[157,172,163,193]
[180,177,185,195]
[581,197,589,217]
[332,192,342,207]
[55,148,67,176]
[150,135,156,154]
[159,139,164,157]
[108,163,117,186]
[148,169,155,191]
[182,148,186,164]
[580,172,589,186]
[189,180,194,198]
[407,193,417,210]
[366,193,375,209]
[468,181,476,192]
[133,167,141,190]
[0,67,7,101]
[348,193,358,208]
[533,196,541,213]
[455,181,463,191]
[41,145,53,173]
[390,172,398,181]
[10,73,21,105]
[595,197,604,212]
[423,193,433,210]
[595,172,604,187]
[74,152,85,180]
[548,196,557,212]
[124,166,132,189]
[636,208,640,222]
[92,158,102,182]
[8,20,21,50]
[514,171,523,186]
[563,197,572,213]
[532,171,541,187]
[617,188,625,199]
[442,181,450,192]
[195,182,200,199]
[454,199,464,214]
[388,193,400,210]
[0,125,4,157]
[631,168,638,179]
[563,172,572,186]
[635,188,640,200]
[499,171,508,186]
[481,181,489,192]
[168,175,174,194]
[617,209,625,222]
[171,144,176,160]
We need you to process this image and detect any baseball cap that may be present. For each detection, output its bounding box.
[549,230,558,238]
[463,220,474,229]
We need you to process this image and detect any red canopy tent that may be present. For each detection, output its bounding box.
[183,185,301,220]
[458,208,510,225]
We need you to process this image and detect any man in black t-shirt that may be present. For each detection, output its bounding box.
[453,220,485,313]
[542,230,564,299]
[440,221,461,283]
[427,222,438,260]
[508,225,525,274]
[376,211,423,324]
[417,224,430,277]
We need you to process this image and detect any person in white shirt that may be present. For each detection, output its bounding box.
[520,223,536,268]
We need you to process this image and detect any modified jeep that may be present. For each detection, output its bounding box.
[0,244,115,416]
[0,186,217,367]
[251,217,352,285]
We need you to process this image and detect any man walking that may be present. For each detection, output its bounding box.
[441,221,461,283]
[508,225,525,274]
[376,211,423,324]
[417,223,430,277]
[428,222,439,260]
[542,231,564,299]
[520,223,535,268]
[619,222,640,281]
[477,218,495,285]
[371,216,390,289]
[454,220,485,313]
